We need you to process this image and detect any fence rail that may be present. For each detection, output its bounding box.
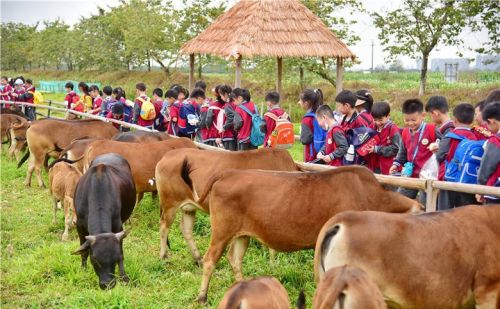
[2,100,499,212]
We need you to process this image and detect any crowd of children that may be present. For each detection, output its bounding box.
[1,75,498,206]
[0,76,41,120]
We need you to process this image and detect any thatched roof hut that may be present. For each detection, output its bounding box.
[180,0,356,94]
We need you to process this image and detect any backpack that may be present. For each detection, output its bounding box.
[264,112,294,149]
[138,97,156,120]
[208,106,225,133]
[444,132,485,184]
[304,112,327,156]
[239,104,265,147]
[344,126,378,165]
[178,102,200,135]
[30,91,44,104]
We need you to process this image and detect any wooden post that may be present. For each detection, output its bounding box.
[189,54,195,91]
[425,180,439,212]
[235,56,242,88]
[336,57,344,94]
[276,57,283,94]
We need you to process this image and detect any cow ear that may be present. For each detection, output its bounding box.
[85,235,97,244]
[115,230,129,241]
[71,241,90,255]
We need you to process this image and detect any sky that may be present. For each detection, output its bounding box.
[0,0,491,70]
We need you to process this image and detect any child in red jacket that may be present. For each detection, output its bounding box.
[336,90,372,131]
[299,88,324,162]
[390,99,442,202]
[477,102,500,204]
[436,103,478,209]
[261,91,288,148]
[315,105,348,166]
[367,101,400,175]
[233,88,258,151]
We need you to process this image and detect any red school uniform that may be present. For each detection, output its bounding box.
[472,124,493,141]
[64,91,78,109]
[323,125,347,167]
[24,86,35,104]
[92,96,103,114]
[358,110,375,129]
[263,107,287,147]
[1,84,13,102]
[483,134,500,187]
[340,111,372,131]
[167,102,181,135]
[399,122,438,178]
[375,121,400,175]
[13,88,25,102]
[134,95,155,127]
[301,115,316,162]
[207,99,225,140]
[235,101,257,143]
[437,120,456,179]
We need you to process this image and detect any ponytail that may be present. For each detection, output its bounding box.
[300,88,324,112]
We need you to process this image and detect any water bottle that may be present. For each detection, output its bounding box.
[344,145,355,165]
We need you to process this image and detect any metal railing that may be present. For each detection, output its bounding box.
[2,99,499,212]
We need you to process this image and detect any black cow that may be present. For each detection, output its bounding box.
[72,153,136,289]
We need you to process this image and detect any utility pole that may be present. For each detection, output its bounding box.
[371,40,374,73]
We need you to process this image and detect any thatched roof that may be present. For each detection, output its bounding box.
[180,0,356,59]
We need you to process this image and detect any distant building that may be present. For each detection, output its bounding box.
[475,54,500,71]
[415,58,471,72]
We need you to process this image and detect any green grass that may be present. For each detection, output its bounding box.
[0,149,315,308]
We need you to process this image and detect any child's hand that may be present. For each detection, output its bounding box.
[428,142,439,152]
[323,155,332,163]
[367,145,375,154]
[389,165,398,175]
[475,194,484,203]
[316,153,324,160]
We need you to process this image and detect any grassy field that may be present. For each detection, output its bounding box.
[0,147,313,308]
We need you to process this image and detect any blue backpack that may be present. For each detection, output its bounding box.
[304,112,327,157]
[239,103,265,147]
[444,132,485,184]
[179,102,200,135]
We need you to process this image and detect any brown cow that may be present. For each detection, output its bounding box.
[112,131,170,142]
[312,266,386,309]
[194,166,422,303]
[155,148,299,263]
[85,138,196,205]
[1,114,26,143]
[1,114,27,161]
[218,277,290,309]
[19,119,118,187]
[314,206,500,309]
[48,161,83,241]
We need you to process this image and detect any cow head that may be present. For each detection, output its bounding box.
[10,121,29,141]
[73,230,128,289]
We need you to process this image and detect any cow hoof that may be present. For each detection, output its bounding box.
[121,275,130,284]
[195,258,203,268]
[39,184,46,189]
[24,183,31,188]
[61,234,68,241]
[197,295,207,304]
[160,253,169,260]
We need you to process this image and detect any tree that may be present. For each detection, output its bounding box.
[373,0,498,95]
[0,22,37,70]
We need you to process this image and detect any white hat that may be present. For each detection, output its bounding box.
[14,79,23,85]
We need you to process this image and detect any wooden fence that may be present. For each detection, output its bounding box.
[2,100,499,212]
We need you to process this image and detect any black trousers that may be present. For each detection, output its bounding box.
[438,190,478,210]
[237,142,257,151]
[223,140,237,151]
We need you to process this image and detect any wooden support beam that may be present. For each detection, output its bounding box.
[189,54,195,91]
[235,56,242,88]
[336,57,344,94]
[276,57,283,94]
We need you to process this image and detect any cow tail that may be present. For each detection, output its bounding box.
[47,155,84,170]
[196,173,223,205]
[320,225,341,274]
[17,149,30,168]
[296,290,306,309]
[180,158,193,192]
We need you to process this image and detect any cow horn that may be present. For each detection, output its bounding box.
[85,235,97,244]
[115,230,129,241]
[10,122,27,129]
[71,240,90,255]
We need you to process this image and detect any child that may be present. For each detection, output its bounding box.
[197,87,214,145]
[315,104,348,166]
[299,88,324,162]
[389,99,442,202]
[233,88,258,150]
[261,91,288,147]
[477,101,500,204]
[207,84,236,150]
[1,76,13,107]
[99,86,114,117]
[78,82,93,112]
[436,103,478,209]
[368,101,401,175]
[152,88,166,131]
[106,103,129,132]
[163,88,178,135]
[169,86,188,136]
[472,100,492,140]
[354,89,375,129]
[89,85,102,115]
[336,90,372,131]
[12,79,25,103]
[23,79,36,120]
[133,82,155,129]
[64,82,78,109]
[178,88,201,139]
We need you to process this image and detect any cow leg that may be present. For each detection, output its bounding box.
[135,192,144,208]
[180,209,202,266]
[197,237,231,304]
[474,281,500,309]
[24,157,35,187]
[227,236,249,282]
[159,206,177,259]
[52,197,58,224]
[61,197,71,241]
[118,248,129,284]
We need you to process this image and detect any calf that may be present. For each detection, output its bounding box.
[72,153,136,289]
[48,161,82,241]
[194,166,421,303]
[2,115,28,161]
[85,138,196,206]
[218,277,290,309]
[112,131,170,142]
[1,114,26,143]
[155,148,299,263]
[315,206,500,309]
[312,266,386,309]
